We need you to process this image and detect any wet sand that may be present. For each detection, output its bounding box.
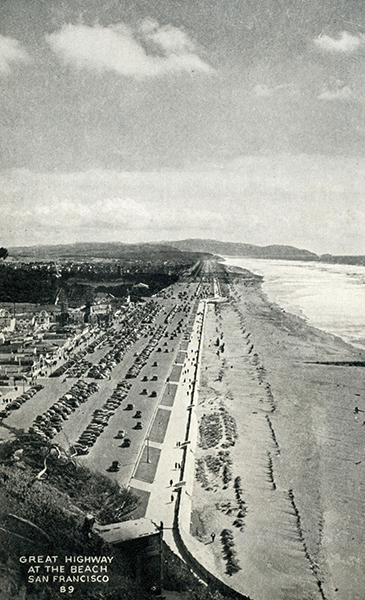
[191,275,365,600]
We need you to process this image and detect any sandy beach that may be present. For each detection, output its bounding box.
[191,270,365,600]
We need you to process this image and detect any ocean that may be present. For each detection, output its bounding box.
[223,257,365,349]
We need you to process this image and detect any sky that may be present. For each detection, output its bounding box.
[1,0,365,254]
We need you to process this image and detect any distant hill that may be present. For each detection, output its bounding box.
[8,239,318,262]
[320,254,365,266]
[9,240,365,266]
[8,242,207,260]
[163,239,319,260]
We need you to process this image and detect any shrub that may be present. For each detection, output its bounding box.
[226,556,241,576]
[199,414,223,449]
[222,463,232,487]
[220,529,241,575]
[233,476,242,501]
[233,518,244,528]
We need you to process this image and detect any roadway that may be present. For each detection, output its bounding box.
[127,299,206,540]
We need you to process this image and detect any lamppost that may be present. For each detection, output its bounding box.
[146,436,151,464]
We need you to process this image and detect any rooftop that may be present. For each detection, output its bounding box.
[94,518,160,544]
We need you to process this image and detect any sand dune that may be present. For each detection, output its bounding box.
[191,278,365,600]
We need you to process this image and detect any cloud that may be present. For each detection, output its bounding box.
[0,169,224,246]
[0,34,30,74]
[314,31,363,53]
[318,80,355,101]
[253,83,299,98]
[32,197,151,229]
[2,161,365,254]
[45,21,213,78]
[139,18,195,54]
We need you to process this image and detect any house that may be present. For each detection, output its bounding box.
[0,309,15,332]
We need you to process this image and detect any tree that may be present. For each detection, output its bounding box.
[0,247,8,260]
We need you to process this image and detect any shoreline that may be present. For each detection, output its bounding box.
[190,270,365,600]
[223,257,365,351]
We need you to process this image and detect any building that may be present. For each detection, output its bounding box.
[95,518,163,594]
[0,309,15,332]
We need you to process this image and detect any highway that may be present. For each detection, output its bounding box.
[1,258,245,597]
[1,280,204,493]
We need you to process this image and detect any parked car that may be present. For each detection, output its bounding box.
[6,402,21,411]
[115,430,126,439]
[108,460,120,472]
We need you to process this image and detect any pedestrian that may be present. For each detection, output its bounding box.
[171,495,174,502]
[170,479,173,486]
[211,532,215,542]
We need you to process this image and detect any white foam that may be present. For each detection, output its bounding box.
[224,257,365,348]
